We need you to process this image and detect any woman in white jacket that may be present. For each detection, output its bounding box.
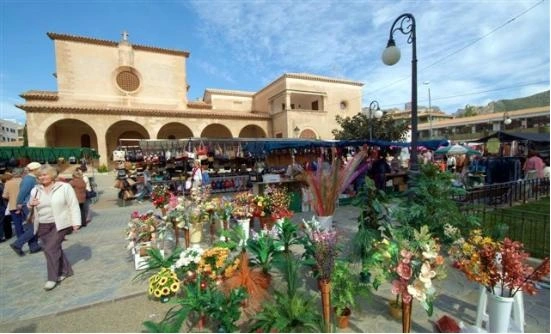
[28,165,81,291]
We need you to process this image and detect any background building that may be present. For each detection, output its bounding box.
[16,32,363,167]
[0,119,24,146]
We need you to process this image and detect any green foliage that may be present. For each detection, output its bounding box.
[133,247,183,282]
[493,90,549,112]
[143,275,247,333]
[213,224,246,251]
[332,112,409,141]
[251,253,322,332]
[352,177,393,264]
[97,164,109,173]
[393,164,480,245]
[462,104,478,117]
[331,260,370,315]
[246,230,278,274]
[275,218,302,253]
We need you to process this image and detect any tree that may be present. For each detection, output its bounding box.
[332,112,409,141]
[462,104,477,117]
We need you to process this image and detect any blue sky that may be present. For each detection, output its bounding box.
[1,0,549,124]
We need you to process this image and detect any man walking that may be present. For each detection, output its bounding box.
[9,162,42,256]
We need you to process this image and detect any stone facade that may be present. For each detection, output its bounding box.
[17,32,363,167]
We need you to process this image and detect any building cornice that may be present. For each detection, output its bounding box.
[204,89,255,97]
[254,72,364,97]
[47,32,190,58]
[19,90,59,101]
[16,104,270,121]
[186,101,212,109]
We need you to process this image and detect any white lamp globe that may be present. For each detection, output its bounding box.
[382,45,401,65]
[374,109,383,119]
[504,118,512,125]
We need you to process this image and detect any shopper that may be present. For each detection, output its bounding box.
[2,169,22,237]
[69,170,87,227]
[524,150,545,179]
[76,165,93,225]
[0,172,12,242]
[370,150,391,190]
[9,162,42,256]
[136,166,152,203]
[28,164,81,290]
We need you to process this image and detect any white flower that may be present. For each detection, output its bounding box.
[407,281,427,302]
[421,245,437,259]
[419,261,436,288]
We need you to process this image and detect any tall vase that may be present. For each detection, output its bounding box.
[190,223,202,245]
[161,207,167,217]
[237,218,250,244]
[183,228,190,248]
[402,299,412,333]
[487,293,514,333]
[318,279,332,332]
[316,215,334,230]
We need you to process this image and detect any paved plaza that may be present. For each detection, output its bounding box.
[0,173,549,332]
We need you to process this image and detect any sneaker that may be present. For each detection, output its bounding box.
[57,275,68,282]
[44,281,57,291]
[9,243,25,257]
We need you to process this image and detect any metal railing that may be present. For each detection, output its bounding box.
[453,177,550,208]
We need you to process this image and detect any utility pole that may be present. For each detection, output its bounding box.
[424,81,432,138]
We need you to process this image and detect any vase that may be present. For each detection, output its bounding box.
[259,216,275,230]
[487,292,514,333]
[236,218,250,244]
[190,223,202,245]
[316,215,334,230]
[161,207,167,217]
[402,299,412,333]
[388,300,401,320]
[196,313,207,330]
[183,228,190,248]
[335,307,351,329]
[318,279,332,332]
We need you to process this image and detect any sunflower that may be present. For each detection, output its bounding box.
[170,282,180,292]
[154,289,162,298]
[148,286,154,295]
[158,277,168,286]
[161,287,170,296]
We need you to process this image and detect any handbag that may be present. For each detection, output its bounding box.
[86,190,97,199]
[25,190,39,226]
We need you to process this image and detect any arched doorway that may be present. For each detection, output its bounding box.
[105,121,150,163]
[201,124,232,138]
[238,125,266,138]
[45,119,98,150]
[157,122,194,139]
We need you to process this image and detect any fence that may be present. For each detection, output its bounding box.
[453,177,549,208]
[455,177,550,259]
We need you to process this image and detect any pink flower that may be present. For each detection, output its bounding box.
[396,262,412,280]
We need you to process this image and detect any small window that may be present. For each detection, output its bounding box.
[311,100,319,110]
[291,104,295,109]
[282,103,286,111]
[340,101,348,110]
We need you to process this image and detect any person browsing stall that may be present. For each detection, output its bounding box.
[28,164,81,290]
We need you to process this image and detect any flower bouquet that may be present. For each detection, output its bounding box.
[231,191,254,220]
[302,151,367,217]
[449,230,550,298]
[148,267,181,302]
[197,246,240,280]
[302,217,339,281]
[151,184,172,210]
[126,210,160,252]
[269,186,293,220]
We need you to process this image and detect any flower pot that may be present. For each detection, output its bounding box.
[190,223,202,244]
[335,307,352,329]
[487,293,514,333]
[318,279,332,332]
[388,300,401,320]
[259,216,275,230]
[402,299,412,333]
[316,215,334,230]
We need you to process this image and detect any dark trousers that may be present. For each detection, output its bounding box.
[78,203,86,227]
[37,223,73,282]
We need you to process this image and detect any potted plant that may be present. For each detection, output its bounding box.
[448,230,550,333]
[302,151,367,229]
[331,260,370,328]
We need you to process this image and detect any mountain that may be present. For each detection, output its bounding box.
[455,90,549,116]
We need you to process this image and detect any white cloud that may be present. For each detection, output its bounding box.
[188,0,549,113]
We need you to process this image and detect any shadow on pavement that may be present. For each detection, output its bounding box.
[65,242,92,264]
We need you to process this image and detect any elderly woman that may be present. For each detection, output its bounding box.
[27,165,81,290]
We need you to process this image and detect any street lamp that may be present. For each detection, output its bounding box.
[503,112,512,127]
[382,13,418,172]
[423,81,432,139]
[368,100,383,141]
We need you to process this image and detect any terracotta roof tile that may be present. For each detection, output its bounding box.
[19,90,58,101]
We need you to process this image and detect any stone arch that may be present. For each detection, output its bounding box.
[44,119,98,150]
[201,124,232,138]
[157,122,194,139]
[299,128,318,139]
[238,125,266,138]
[105,120,150,162]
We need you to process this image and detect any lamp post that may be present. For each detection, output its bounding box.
[423,81,432,139]
[368,100,383,141]
[503,112,512,129]
[382,13,418,172]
